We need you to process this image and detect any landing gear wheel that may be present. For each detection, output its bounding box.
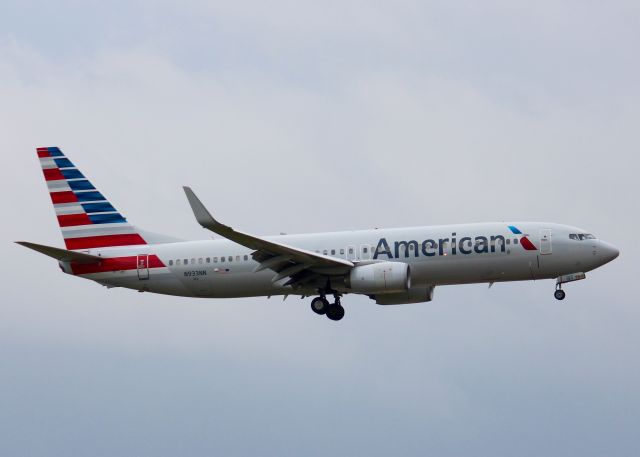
[326,303,345,321]
[311,297,329,315]
[554,289,566,300]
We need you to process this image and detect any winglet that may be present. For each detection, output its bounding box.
[183,186,224,231]
[181,186,354,270]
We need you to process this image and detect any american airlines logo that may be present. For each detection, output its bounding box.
[372,226,537,259]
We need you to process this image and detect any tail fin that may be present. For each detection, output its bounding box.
[37,146,148,250]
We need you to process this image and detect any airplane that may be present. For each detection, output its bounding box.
[17,147,620,321]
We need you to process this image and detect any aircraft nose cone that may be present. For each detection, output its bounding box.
[599,241,620,265]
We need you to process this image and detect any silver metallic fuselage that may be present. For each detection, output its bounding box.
[67,222,619,299]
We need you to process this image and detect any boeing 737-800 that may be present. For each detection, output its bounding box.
[18,147,620,321]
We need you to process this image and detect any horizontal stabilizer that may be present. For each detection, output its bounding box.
[15,241,103,264]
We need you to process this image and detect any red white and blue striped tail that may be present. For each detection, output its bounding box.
[37,146,148,250]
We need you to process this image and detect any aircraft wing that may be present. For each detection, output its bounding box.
[183,187,353,286]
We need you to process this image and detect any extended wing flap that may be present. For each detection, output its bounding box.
[16,241,103,264]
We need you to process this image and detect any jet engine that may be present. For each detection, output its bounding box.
[347,262,410,294]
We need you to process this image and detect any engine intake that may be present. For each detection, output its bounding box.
[347,262,410,294]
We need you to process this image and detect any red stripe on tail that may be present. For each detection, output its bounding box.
[50,191,78,204]
[43,168,65,181]
[57,213,92,227]
[64,233,147,250]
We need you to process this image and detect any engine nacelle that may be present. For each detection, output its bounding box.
[374,286,435,305]
[347,262,410,294]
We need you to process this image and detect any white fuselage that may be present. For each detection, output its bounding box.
[62,222,619,299]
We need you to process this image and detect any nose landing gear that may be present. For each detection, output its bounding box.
[554,272,586,300]
[311,291,345,321]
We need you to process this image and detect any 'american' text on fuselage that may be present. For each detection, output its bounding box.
[373,233,516,259]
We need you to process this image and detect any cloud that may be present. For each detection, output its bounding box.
[0,1,639,456]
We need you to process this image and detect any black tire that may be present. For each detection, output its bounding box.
[311,297,329,315]
[554,289,566,300]
[326,304,345,321]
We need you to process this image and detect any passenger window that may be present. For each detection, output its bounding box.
[191,258,195,264]
[331,249,336,255]
[176,259,181,265]
[236,255,240,262]
[198,258,203,264]
[349,248,354,254]
[220,257,225,263]
[340,248,345,255]
[506,239,510,245]
[184,259,188,264]
[363,247,368,253]
[228,256,233,262]
[214,257,218,263]
[244,255,249,261]
[206,257,210,263]
[169,260,174,266]
[514,239,519,245]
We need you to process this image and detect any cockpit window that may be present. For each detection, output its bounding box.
[571,233,597,240]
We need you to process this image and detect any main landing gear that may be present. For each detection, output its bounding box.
[310,292,345,321]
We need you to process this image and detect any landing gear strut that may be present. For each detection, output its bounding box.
[554,272,586,301]
[311,291,345,321]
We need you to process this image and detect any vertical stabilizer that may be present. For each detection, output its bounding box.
[37,147,148,250]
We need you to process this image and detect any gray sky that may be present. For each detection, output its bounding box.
[1,1,639,456]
